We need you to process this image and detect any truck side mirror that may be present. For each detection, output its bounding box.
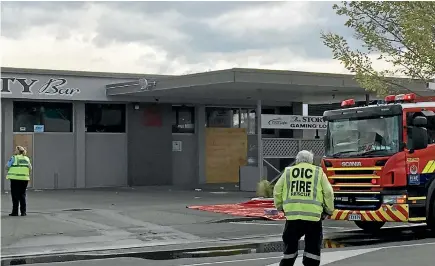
[408,127,428,151]
[413,116,427,127]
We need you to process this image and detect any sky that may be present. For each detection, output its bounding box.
[0,1,389,75]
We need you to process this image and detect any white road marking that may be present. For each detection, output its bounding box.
[180,241,435,266]
[230,221,425,235]
[179,255,283,265]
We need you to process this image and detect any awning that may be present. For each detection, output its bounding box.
[106,68,431,104]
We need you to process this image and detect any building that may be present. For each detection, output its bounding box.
[1,67,429,191]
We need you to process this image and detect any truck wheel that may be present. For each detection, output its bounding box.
[427,197,435,231]
[354,221,385,233]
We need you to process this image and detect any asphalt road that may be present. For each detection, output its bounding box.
[1,187,429,261]
[26,239,435,266]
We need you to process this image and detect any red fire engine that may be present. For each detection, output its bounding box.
[321,93,435,232]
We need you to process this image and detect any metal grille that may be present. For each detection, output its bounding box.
[262,138,324,158]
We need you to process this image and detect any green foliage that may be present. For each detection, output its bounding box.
[321,1,435,96]
[256,178,273,198]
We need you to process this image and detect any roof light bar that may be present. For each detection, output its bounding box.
[384,95,396,103]
[384,93,417,103]
[341,99,356,107]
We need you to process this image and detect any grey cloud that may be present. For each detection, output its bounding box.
[1,1,361,65]
[99,1,270,18]
[1,1,89,38]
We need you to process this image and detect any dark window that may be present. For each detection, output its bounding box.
[85,103,126,133]
[407,111,435,144]
[172,106,195,133]
[13,101,73,132]
[427,115,435,144]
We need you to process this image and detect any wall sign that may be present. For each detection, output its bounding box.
[172,141,182,152]
[261,114,327,130]
[1,77,81,96]
[33,125,45,133]
[143,106,162,127]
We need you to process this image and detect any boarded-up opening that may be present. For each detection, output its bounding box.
[12,134,34,187]
[205,128,247,183]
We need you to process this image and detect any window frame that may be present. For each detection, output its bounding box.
[13,101,73,133]
[205,106,276,135]
[85,103,126,133]
[172,105,195,134]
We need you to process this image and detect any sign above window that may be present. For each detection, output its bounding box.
[261,114,327,130]
[1,77,80,96]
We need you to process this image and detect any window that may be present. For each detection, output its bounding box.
[325,115,401,158]
[206,107,235,128]
[13,101,73,132]
[85,103,126,133]
[172,106,195,133]
[407,110,435,144]
[205,107,275,135]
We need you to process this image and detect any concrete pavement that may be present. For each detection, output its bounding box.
[1,187,266,257]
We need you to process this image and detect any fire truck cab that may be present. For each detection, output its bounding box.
[321,93,435,232]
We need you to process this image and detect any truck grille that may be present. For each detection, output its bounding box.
[327,167,382,210]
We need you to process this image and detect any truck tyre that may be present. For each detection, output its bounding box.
[354,221,385,233]
[426,179,435,231]
[427,193,435,231]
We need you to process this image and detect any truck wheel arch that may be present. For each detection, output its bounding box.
[426,177,435,227]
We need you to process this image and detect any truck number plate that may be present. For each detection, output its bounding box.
[348,214,362,221]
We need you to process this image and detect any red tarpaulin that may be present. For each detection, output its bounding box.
[187,199,285,221]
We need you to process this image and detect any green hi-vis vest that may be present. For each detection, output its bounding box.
[6,155,31,181]
[282,163,324,222]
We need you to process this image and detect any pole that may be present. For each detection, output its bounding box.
[257,100,263,180]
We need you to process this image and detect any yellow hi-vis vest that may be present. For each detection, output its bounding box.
[6,155,31,181]
[282,163,324,222]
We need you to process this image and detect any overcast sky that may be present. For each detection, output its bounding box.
[1,1,380,75]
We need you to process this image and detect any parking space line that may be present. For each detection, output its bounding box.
[179,255,283,266]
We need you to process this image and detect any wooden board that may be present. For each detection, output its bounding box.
[12,134,33,186]
[205,128,248,184]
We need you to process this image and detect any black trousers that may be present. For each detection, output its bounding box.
[10,179,29,215]
[280,219,323,266]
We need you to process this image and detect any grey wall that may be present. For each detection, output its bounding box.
[33,134,75,189]
[85,133,128,187]
[1,99,13,191]
[172,134,197,187]
[127,103,173,186]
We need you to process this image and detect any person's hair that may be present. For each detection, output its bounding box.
[295,150,314,164]
[16,146,27,156]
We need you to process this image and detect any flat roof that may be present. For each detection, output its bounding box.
[106,68,432,102]
[1,67,172,79]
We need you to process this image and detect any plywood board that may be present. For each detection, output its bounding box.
[12,134,33,186]
[205,128,248,184]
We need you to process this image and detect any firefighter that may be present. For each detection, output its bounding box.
[273,150,334,266]
[5,146,32,216]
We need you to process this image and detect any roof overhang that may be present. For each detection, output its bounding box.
[106,68,432,104]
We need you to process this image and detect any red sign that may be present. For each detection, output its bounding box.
[143,106,162,127]
[407,158,419,174]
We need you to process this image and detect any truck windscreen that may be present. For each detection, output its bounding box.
[325,115,401,158]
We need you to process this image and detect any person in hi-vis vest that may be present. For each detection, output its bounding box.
[5,146,32,216]
[274,150,334,266]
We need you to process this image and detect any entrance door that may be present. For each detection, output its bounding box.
[205,128,247,183]
[12,134,34,188]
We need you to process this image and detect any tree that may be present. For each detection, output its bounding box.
[321,1,435,96]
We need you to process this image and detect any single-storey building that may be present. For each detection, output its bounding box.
[1,67,429,191]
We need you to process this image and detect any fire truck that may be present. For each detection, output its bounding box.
[321,93,435,232]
